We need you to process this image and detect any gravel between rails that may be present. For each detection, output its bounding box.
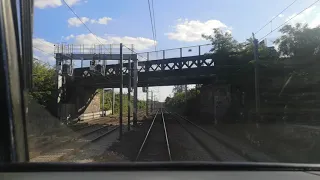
[165,113,215,161]
[136,113,170,161]
[168,112,248,162]
[30,125,117,162]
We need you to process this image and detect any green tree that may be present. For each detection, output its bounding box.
[30,59,55,107]
[275,23,320,58]
[172,85,184,94]
[202,28,239,54]
[100,90,146,114]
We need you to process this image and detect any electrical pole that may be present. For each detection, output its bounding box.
[151,91,153,113]
[112,88,115,115]
[146,52,149,117]
[185,85,187,102]
[252,33,260,123]
[102,54,106,117]
[146,87,149,116]
[119,43,123,139]
[133,56,138,126]
[102,88,105,116]
[127,57,131,131]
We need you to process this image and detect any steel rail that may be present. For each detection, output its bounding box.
[163,109,220,161]
[135,110,159,161]
[161,108,172,161]
[169,111,256,162]
[37,125,110,156]
[57,125,120,161]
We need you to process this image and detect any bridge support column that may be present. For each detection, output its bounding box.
[56,54,64,121]
[133,57,138,126]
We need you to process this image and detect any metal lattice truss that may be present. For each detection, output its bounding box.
[104,55,213,76]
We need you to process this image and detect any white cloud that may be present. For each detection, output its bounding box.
[68,17,90,27]
[91,17,112,25]
[165,19,231,42]
[34,0,62,9]
[278,14,284,18]
[286,5,320,28]
[310,13,320,28]
[67,33,156,51]
[108,36,156,51]
[65,0,82,6]
[72,33,108,44]
[68,16,112,27]
[33,38,55,63]
[65,34,75,40]
[34,0,81,9]
[33,38,54,55]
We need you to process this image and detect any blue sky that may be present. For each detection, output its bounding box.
[33,0,320,101]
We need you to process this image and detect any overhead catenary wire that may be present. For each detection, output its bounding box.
[254,0,299,35]
[151,0,157,52]
[147,0,157,52]
[258,0,320,41]
[151,0,157,42]
[33,46,54,56]
[58,0,114,80]
[61,0,106,46]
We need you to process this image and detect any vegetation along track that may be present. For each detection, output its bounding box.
[135,109,172,161]
[31,125,119,162]
[165,109,253,162]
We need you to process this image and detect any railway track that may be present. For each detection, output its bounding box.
[165,110,248,162]
[30,125,119,162]
[171,111,276,162]
[135,109,171,161]
[165,109,279,162]
[135,108,268,162]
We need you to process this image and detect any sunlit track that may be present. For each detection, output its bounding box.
[84,110,147,125]
[57,125,120,161]
[30,125,119,162]
[33,125,110,156]
[135,109,172,161]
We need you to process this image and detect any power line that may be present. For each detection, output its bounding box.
[33,46,54,56]
[255,0,298,35]
[258,0,320,41]
[61,0,105,45]
[147,0,157,51]
[151,0,157,44]
[147,0,155,41]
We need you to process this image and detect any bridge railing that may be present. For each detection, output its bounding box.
[54,44,134,55]
[136,44,212,61]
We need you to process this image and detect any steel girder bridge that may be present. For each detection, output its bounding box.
[55,44,220,88]
[54,43,234,136]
